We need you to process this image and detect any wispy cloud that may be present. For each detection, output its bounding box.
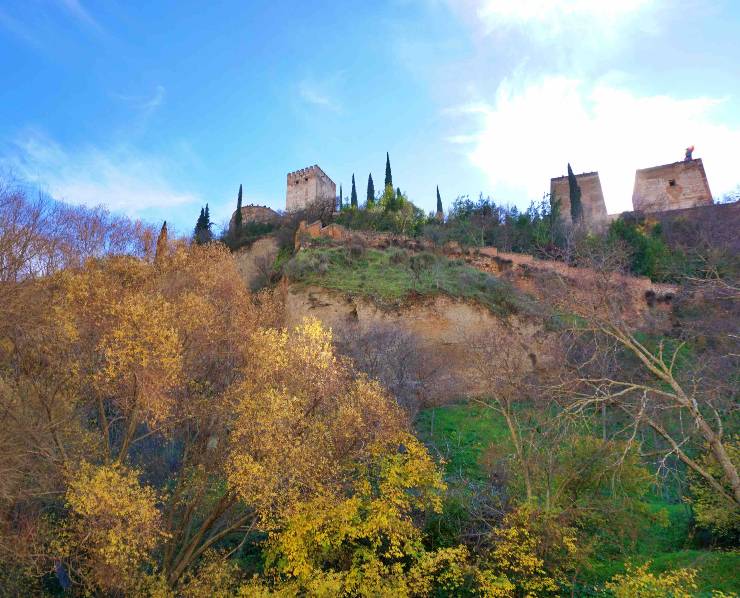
[112,85,166,118]
[1,130,201,216]
[448,75,740,212]
[0,0,106,53]
[55,0,104,34]
[0,7,42,49]
[298,78,342,112]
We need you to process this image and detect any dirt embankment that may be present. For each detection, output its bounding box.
[285,285,557,402]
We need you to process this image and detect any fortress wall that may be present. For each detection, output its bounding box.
[632,159,712,213]
[550,171,608,228]
[230,205,279,229]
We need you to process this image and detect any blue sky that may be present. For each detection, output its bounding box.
[1,0,739,234]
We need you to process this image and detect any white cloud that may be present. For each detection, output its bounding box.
[445,0,663,57]
[2,130,200,215]
[449,75,740,212]
[298,78,342,112]
[474,0,653,26]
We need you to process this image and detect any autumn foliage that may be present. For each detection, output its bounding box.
[1,188,733,596]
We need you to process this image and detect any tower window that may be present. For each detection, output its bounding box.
[668,179,676,187]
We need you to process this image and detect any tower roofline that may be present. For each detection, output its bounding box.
[635,158,704,174]
[550,171,599,182]
[287,164,331,179]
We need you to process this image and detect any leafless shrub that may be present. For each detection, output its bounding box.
[336,323,442,418]
[0,178,157,283]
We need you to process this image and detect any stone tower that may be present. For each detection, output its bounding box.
[286,165,336,212]
[550,170,608,228]
[632,159,712,213]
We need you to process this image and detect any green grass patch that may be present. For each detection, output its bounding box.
[284,247,542,317]
[416,403,511,481]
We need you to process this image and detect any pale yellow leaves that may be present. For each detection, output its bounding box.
[227,318,407,524]
[62,462,166,593]
[95,291,182,426]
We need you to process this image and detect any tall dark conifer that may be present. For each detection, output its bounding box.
[195,207,205,238]
[338,185,343,210]
[567,163,583,223]
[155,221,168,262]
[194,205,213,244]
[235,184,243,228]
[436,186,443,216]
[396,187,403,209]
[384,152,392,188]
[367,174,375,205]
[351,175,358,208]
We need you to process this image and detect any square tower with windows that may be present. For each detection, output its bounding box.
[286,165,336,212]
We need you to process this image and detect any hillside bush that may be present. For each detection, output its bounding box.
[335,198,427,236]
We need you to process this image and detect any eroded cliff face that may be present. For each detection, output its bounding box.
[285,285,558,403]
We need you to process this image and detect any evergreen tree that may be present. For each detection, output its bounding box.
[351,174,358,208]
[567,163,583,223]
[367,174,375,206]
[155,221,168,262]
[194,207,205,240]
[194,205,213,245]
[235,184,243,229]
[338,185,343,210]
[384,152,392,188]
[396,187,403,209]
[436,186,443,217]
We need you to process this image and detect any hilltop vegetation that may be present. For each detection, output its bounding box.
[1,181,738,596]
[284,245,540,317]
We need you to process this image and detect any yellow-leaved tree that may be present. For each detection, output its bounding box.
[57,462,166,594]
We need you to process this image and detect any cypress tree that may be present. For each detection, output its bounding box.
[367,173,375,205]
[195,207,205,240]
[384,152,392,188]
[338,184,343,210]
[235,184,243,228]
[396,187,403,210]
[351,174,358,208]
[155,220,168,262]
[194,205,213,244]
[436,186,443,216]
[567,163,583,223]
